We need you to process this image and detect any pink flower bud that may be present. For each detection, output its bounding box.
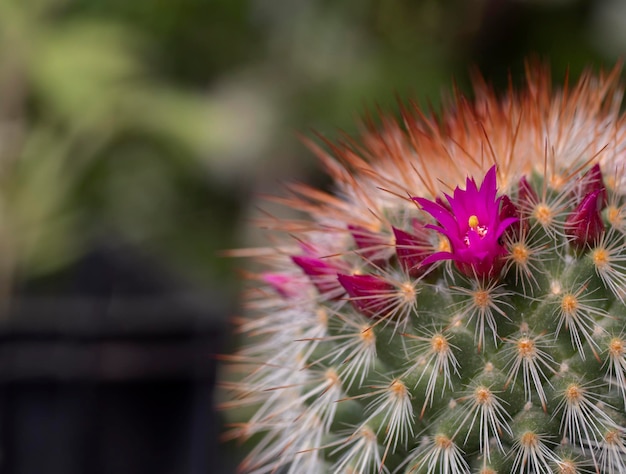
[337,273,396,317]
[565,189,605,249]
[499,194,519,221]
[292,255,345,297]
[261,273,303,299]
[499,194,525,237]
[348,224,391,265]
[578,163,607,208]
[518,175,539,212]
[393,222,432,277]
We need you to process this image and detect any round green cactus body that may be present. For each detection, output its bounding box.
[222,64,626,473]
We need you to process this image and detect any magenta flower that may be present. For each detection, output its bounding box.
[413,165,518,279]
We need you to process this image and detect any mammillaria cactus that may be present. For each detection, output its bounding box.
[221,63,626,473]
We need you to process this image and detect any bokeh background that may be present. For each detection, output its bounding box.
[0,0,624,473]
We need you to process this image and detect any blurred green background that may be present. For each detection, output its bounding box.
[0,0,623,300]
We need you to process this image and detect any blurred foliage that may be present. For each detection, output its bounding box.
[0,0,622,301]
[0,0,233,293]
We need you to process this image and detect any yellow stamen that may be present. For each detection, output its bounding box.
[468,215,479,229]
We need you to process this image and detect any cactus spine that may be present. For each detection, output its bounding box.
[221,64,626,473]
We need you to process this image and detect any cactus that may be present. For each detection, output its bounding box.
[221,64,626,473]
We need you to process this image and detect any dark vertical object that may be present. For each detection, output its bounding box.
[0,246,228,474]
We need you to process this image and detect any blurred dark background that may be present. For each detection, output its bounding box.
[0,0,622,473]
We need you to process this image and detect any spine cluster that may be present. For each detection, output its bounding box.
[222,64,626,473]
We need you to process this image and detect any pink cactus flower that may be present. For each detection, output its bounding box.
[413,165,518,279]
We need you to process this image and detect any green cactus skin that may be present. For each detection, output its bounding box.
[221,64,626,473]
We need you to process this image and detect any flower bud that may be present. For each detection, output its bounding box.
[292,255,345,297]
[348,224,391,265]
[565,189,605,249]
[393,222,432,277]
[261,273,303,299]
[518,175,538,211]
[337,273,395,317]
[499,194,525,237]
[578,163,607,208]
